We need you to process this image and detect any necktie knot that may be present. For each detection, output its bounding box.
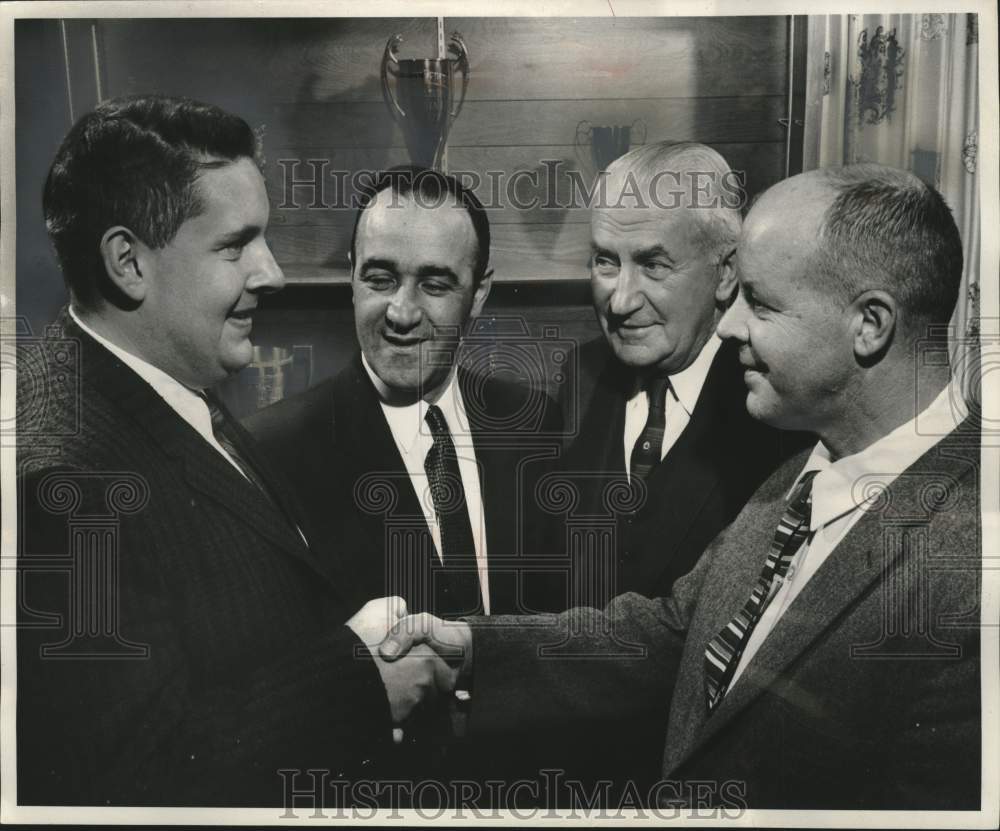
[645,376,671,414]
[424,403,449,439]
[787,469,819,527]
[204,395,227,434]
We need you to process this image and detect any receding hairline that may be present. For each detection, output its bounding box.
[353,190,480,269]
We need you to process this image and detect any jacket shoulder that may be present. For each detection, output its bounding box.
[242,378,335,450]
[463,369,563,434]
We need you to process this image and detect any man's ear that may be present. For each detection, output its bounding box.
[851,289,897,361]
[470,267,494,317]
[715,248,738,304]
[99,227,147,303]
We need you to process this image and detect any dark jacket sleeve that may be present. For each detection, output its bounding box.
[17,464,392,807]
[465,518,720,736]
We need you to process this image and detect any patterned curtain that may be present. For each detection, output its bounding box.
[805,13,980,404]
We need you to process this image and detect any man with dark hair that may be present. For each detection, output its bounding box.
[248,165,561,620]
[17,96,446,807]
[381,164,982,810]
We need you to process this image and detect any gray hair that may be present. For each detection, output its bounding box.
[604,141,743,260]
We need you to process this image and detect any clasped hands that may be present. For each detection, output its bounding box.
[346,597,472,743]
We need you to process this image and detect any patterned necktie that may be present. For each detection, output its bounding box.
[423,404,482,617]
[629,376,672,481]
[704,470,818,713]
[201,391,274,500]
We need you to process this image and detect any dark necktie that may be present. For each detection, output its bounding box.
[704,470,818,713]
[201,391,275,501]
[423,404,483,617]
[629,376,672,481]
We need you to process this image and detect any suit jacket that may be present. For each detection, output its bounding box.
[468,422,982,809]
[16,310,391,807]
[539,336,811,610]
[245,353,563,618]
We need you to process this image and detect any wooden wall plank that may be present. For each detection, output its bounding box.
[98,18,437,105]
[446,17,788,99]
[267,95,785,151]
[100,17,786,105]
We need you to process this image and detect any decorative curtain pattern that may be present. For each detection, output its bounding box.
[807,13,980,403]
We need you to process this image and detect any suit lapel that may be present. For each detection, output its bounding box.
[64,311,332,585]
[621,343,737,590]
[337,357,435,592]
[666,431,979,773]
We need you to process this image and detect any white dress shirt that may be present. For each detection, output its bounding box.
[69,306,247,478]
[623,333,722,478]
[727,380,969,689]
[361,355,491,615]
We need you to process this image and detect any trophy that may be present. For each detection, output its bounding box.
[243,345,313,410]
[381,32,470,170]
[575,119,648,173]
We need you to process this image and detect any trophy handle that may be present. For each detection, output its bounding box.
[447,32,471,120]
[381,34,405,121]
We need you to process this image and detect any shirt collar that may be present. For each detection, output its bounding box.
[669,333,722,416]
[634,333,722,414]
[69,306,210,414]
[788,381,968,532]
[361,352,469,456]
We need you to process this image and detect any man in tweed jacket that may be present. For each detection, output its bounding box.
[381,164,983,810]
[16,95,445,807]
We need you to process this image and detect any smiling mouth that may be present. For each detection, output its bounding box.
[613,322,656,338]
[383,334,424,347]
[228,309,254,328]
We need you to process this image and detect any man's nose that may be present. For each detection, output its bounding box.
[245,239,285,294]
[385,287,423,331]
[607,265,644,317]
[717,289,750,342]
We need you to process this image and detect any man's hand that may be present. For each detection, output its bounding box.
[379,613,473,681]
[345,598,458,743]
[346,595,408,646]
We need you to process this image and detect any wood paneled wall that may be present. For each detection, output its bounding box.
[16,16,790,411]
[95,16,789,284]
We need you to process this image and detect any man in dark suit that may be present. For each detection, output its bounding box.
[16,96,447,807]
[538,142,807,614]
[247,167,562,620]
[382,164,983,810]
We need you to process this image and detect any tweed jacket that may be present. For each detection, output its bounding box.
[468,422,982,810]
[16,309,391,807]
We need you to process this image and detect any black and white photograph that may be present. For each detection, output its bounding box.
[1,0,997,825]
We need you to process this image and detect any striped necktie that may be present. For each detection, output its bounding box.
[704,470,818,713]
[629,376,671,481]
[201,391,274,500]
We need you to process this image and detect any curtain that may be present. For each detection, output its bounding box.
[805,13,980,404]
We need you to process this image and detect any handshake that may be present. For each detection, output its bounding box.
[346,597,474,743]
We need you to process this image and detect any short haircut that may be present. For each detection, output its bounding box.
[43,94,258,307]
[604,141,743,260]
[813,164,963,325]
[349,165,491,281]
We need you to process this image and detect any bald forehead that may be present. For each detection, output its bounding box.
[743,174,832,249]
[363,189,471,229]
